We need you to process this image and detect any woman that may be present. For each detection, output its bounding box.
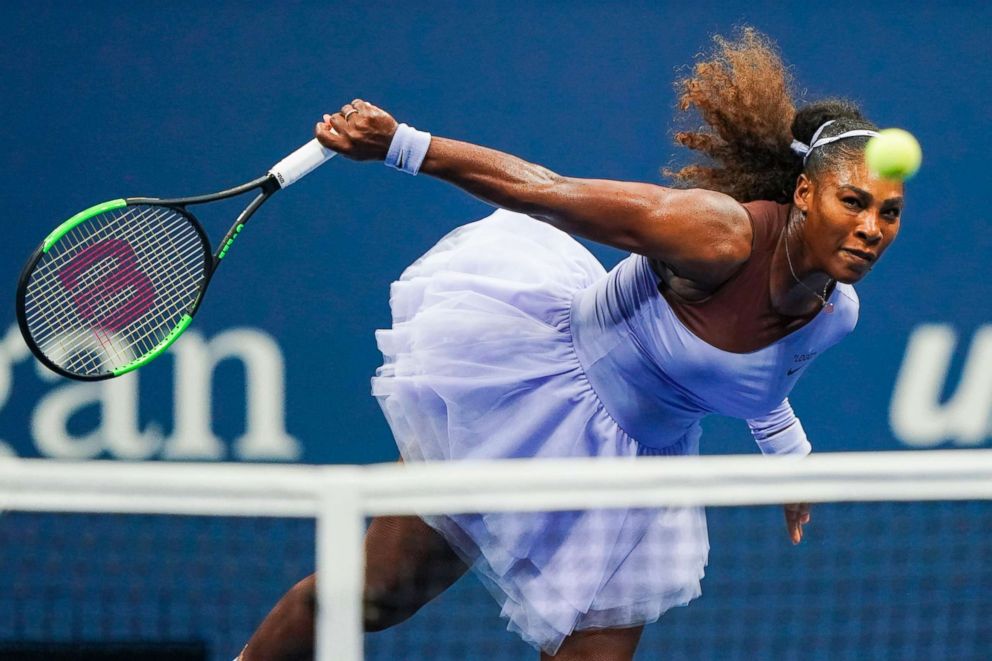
[241,29,904,660]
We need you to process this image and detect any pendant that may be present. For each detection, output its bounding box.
[823,302,835,314]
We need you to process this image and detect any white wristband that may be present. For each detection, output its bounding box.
[385,123,431,175]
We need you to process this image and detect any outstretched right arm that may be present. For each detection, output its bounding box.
[316,99,752,288]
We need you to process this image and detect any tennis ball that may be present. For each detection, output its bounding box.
[864,128,922,180]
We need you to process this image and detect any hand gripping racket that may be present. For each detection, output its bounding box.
[16,138,336,380]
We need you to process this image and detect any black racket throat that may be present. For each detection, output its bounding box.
[128,174,281,266]
[126,173,279,208]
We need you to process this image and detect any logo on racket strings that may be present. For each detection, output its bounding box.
[58,239,156,332]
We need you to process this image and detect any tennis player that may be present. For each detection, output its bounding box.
[240,29,904,660]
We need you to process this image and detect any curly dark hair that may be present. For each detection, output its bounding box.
[665,28,878,203]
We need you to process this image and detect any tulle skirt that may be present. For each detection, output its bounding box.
[372,210,708,654]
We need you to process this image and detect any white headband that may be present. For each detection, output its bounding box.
[790,120,880,166]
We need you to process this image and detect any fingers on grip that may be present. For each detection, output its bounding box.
[327,112,348,135]
[315,115,342,147]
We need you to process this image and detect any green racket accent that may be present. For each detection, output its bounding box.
[111,313,193,376]
[217,222,246,260]
[42,199,127,253]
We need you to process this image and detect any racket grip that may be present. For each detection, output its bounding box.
[269,139,337,189]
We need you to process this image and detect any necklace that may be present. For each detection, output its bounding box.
[783,228,834,314]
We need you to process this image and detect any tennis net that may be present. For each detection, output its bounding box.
[1,450,990,660]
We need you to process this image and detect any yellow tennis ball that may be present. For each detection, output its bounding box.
[864,128,922,180]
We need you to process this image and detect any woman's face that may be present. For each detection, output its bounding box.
[795,160,904,284]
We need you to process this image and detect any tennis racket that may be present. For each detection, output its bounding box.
[16,138,337,381]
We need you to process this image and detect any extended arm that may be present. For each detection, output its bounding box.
[747,399,813,545]
[316,100,752,287]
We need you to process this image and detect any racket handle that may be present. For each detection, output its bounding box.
[269,138,337,189]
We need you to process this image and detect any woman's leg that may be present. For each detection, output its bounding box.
[241,515,468,661]
[363,515,468,631]
[541,626,644,661]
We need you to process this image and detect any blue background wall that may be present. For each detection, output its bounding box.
[1,2,991,659]
[3,0,990,464]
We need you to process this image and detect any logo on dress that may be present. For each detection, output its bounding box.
[787,351,818,376]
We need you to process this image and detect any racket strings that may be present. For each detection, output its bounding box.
[29,239,176,372]
[26,207,178,324]
[90,208,200,356]
[47,212,186,371]
[30,213,202,375]
[23,204,208,377]
[50,207,205,373]
[28,207,200,364]
[27,207,200,321]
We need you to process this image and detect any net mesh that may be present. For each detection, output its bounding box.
[1,454,990,660]
[366,501,992,660]
[21,204,208,377]
[0,512,313,659]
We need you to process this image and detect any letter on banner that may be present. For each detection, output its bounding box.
[31,366,161,460]
[19,321,298,461]
[890,324,992,446]
[165,328,301,460]
[0,325,32,456]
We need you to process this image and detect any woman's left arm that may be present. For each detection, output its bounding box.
[747,399,813,545]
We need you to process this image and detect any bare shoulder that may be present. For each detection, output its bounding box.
[651,188,752,252]
[645,188,753,287]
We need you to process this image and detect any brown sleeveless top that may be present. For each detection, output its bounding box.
[655,200,825,354]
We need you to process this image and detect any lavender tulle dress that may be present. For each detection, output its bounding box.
[371,208,858,654]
